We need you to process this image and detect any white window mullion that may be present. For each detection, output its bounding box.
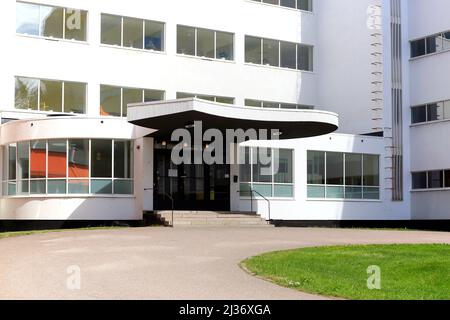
[111,140,115,194]
[195,28,198,57]
[62,8,66,39]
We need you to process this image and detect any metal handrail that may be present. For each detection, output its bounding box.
[237,189,271,221]
[144,188,174,228]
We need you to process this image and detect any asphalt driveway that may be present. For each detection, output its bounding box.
[0,227,449,300]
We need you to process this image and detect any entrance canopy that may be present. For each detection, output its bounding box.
[127,98,339,140]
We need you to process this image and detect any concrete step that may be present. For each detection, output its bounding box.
[154,210,272,227]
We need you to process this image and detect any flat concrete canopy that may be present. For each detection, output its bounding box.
[127,98,339,140]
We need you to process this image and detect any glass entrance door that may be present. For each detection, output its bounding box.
[154,146,230,211]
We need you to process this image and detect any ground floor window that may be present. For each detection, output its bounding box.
[307,151,380,200]
[239,147,294,198]
[2,139,134,196]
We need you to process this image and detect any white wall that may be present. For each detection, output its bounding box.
[408,0,450,220]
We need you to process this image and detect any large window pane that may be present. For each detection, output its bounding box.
[239,147,252,183]
[280,41,297,69]
[114,141,133,179]
[274,185,293,197]
[363,155,380,186]
[68,139,89,178]
[64,9,87,41]
[91,179,112,194]
[253,184,273,198]
[100,85,121,117]
[30,140,46,178]
[412,172,427,189]
[123,17,143,49]
[8,145,17,181]
[216,32,233,60]
[197,29,215,58]
[30,180,46,194]
[411,105,427,124]
[274,149,293,183]
[40,5,64,38]
[411,39,425,58]
[443,32,450,51]
[426,36,439,54]
[427,102,444,122]
[17,142,30,194]
[326,186,345,199]
[48,180,66,194]
[177,26,195,55]
[345,154,362,186]
[253,148,272,183]
[64,82,86,114]
[122,88,143,117]
[326,152,344,185]
[144,21,164,51]
[245,36,262,64]
[15,77,39,110]
[345,187,363,199]
[40,80,62,112]
[68,179,89,194]
[16,2,40,36]
[101,14,121,46]
[263,39,279,67]
[308,186,325,198]
[144,89,165,102]
[114,180,133,195]
[281,0,296,9]
[428,170,443,189]
[48,140,67,178]
[298,45,313,71]
[307,151,325,184]
[91,140,112,178]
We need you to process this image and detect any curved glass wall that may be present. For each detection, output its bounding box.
[2,139,133,196]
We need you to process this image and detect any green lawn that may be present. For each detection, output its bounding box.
[242,244,450,300]
[0,227,125,240]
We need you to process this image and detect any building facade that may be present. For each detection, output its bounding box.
[0,0,448,223]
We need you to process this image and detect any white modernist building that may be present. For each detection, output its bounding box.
[0,0,448,225]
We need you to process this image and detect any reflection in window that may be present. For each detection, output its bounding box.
[239,147,294,198]
[48,140,67,178]
[411,29,450,58]
[15,77,39,110]
[263,39,279,67]
[114,141,133,179]
[411,100,450,124]
[101,14,121,46]
[17,142,30,194]
[30,140,46,178]
[69,139,89,178]
[15,77,86,114]
[245,36,262,64]
[40,80,62,112]
[91,140,112,178]
[307,151,380,200]
[16,2,87,41]
[145,20,164,51]
[123,17,143,49]
[280,42,297,69]
[122,88,143,117]
[177,25,234,61]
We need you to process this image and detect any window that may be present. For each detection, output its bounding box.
[412,172,427,190]
[15,77,86,114]
[101,13,164,51]
[307,151,380,200]
[176,92,234,104]
[245,36,313,71]
[411,170,450,190]
[411,100,450,124]
[251,0,313,12]
[2,139,134,196]
[177,25,234,61]
[428,171,444,189]
[239,147,294,198]
[16,2,87,41]
[101,85,165,117]
[245,99,314,110]
[411,29,450,58]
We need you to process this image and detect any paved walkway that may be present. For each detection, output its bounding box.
[0,227,449,300]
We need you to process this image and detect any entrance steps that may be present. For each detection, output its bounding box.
[154,211,273,227]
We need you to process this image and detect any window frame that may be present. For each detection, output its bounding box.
[16,1,89,43]
[15,76,87,114]
[410,29,450,59]
[411,100,450,125]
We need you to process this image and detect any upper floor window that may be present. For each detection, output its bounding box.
[250,0,313,12]
[307,151,380,200]
[100,85,165,117]
[16,1,87,41]
[412,170,450,190]
[101,13,164,51]
[177,25,234,61]
[411,31,450,58]
[176,92,235,105]
[15,76,86,114]
[245,99,313,110]
[411,100,450,124]
[245,36,313,71]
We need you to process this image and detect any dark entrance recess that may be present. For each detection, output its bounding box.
[153,141,230,211]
